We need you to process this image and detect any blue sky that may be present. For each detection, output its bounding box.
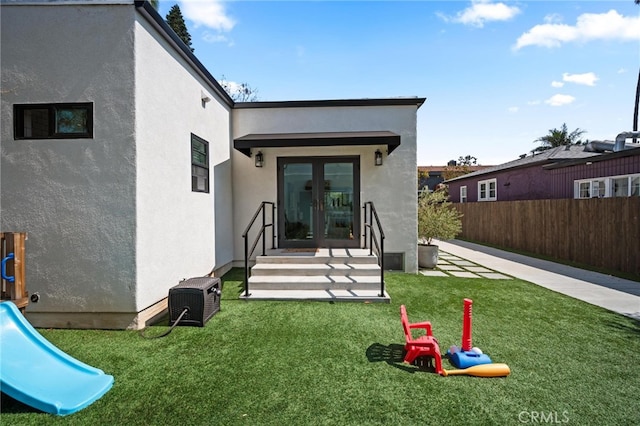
[157,1,640,166]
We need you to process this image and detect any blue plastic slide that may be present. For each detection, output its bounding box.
[0,301,114,416]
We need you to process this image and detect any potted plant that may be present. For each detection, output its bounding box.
[417,189,462,268]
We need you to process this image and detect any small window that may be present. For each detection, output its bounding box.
[14,103,92,139]
[191,134,209,193]
[578,181,590,199]
[592,180,605,197]
[460,186,467,203]
[631,176,640,197]
[613,177,629,197]
[478,178,497,201]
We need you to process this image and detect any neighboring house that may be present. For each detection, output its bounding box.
[446,143,640,203]
[418,165,491,193]
[0,1,424,328]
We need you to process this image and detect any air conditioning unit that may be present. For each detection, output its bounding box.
[168,277,221,327]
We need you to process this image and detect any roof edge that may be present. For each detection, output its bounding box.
[234,98,427,110]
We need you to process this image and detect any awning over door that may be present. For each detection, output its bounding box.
[233,130,401,157]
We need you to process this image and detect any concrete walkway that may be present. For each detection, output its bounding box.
[431,240,640,321]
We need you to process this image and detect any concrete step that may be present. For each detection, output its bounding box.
[240,289,390,303]
[257,248,378,265]
[250,262,381,277]
[247,275,382,291]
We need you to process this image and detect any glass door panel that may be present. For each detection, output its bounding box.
[278,157,359,248]
[323,163,355,242]
[282,163,314,241]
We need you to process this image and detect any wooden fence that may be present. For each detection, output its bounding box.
[453,198,640,277]
[1,232,29,311]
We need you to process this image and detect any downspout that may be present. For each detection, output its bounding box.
[614,131,640,152]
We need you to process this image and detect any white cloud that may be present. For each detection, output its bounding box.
[202,31,230,44]
[543,13,563,25]
[508,106,519,113]
[617,68,627,74]
[551,81,564,88]
[562,72,598,86]
[180,0,235,32]
[545,94,575,107]
[514,9,640,50]
[527,100,541,106]
[440,0,521,28]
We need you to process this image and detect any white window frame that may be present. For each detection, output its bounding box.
[574,173,640,198]
[477,178,497,201]
[460,186,467,203]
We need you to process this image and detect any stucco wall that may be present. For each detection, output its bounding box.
[134,14,234,311]
[1,4,138,320]
[232,104,419,272]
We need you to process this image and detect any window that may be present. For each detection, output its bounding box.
[191,134,209,193]
[578,181,591,199]
[14,103,92,139]
[574,174,640,198]
[478,178,497,201]
[592,180,605,197]
[613,177,630,197]
[576,180,605,198]
[460,186,467,203]
[632,176,640,197]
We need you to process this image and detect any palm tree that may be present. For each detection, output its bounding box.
[533,123,586,152]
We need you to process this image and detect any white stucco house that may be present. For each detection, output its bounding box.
[1,0,424,329]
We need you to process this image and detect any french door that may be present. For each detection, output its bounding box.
[277,157,360,248]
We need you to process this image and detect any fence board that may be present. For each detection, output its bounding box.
[1,232,29,310]
[454,198,640,277]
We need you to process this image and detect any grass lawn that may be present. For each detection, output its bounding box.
[2,269,639,425]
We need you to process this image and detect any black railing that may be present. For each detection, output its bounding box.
[242,201,276,297]
[363,201,385,297]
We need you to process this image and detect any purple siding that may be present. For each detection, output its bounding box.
[449,165,556,202]
[448,154,640,202]
[549,155,640,198]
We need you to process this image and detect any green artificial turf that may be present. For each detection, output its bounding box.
[2,269,639,425]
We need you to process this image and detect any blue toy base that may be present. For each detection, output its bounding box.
[449,351,492,369]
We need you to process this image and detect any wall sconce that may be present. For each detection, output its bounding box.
[201,90,211,105]
[375,149,383,166]
[254,151,264,168]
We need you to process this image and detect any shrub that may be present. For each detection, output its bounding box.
[417,190,462,245]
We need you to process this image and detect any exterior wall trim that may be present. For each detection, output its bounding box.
[235,98,426,109]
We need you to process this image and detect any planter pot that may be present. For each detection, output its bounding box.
[418,244,439,269]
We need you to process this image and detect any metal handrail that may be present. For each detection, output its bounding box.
[363,201,385,297]
[242,201,276,297]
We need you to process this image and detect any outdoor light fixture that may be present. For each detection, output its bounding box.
[254,151,264,168]
[375,149,383,166]
[201,90,211,104]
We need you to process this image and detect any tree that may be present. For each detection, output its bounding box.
[166,4,194,53]
[148,0,159,10]
[442,155,479,181]
[533,123,586,152]
[457,155,477,166]
[219,76,259,102]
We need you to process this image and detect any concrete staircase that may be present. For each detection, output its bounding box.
[240,248,390,302]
